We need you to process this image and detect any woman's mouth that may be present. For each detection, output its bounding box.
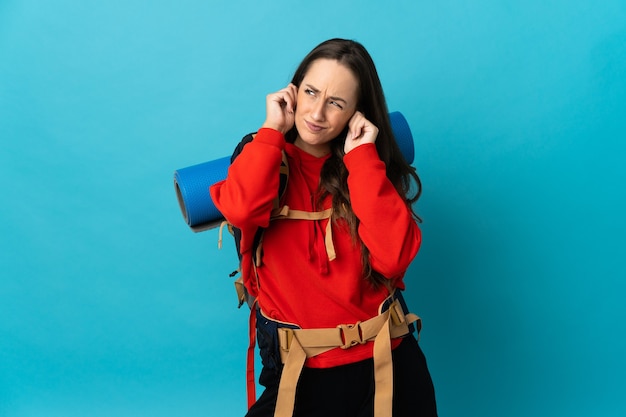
[305,121,324,133]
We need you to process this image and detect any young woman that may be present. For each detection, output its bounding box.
[211,38,437,417]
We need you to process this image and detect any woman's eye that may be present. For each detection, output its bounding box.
[305,89,315,96]
[330,100,344,110]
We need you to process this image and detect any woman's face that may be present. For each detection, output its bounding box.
[294,59,359,157]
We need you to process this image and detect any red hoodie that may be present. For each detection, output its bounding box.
[210,128,421,368]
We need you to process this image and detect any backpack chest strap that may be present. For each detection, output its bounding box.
[262,205,336,262]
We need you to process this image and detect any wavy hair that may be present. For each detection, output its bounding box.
[285,38,422,286]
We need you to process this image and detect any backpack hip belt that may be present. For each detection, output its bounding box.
[271,296,422,417]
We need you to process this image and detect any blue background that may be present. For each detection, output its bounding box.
[1,1,625,416]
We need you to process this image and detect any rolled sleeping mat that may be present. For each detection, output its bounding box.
[389,111,414,165]
[174,111,414,232]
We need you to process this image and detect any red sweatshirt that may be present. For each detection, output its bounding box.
[210,128,421,368]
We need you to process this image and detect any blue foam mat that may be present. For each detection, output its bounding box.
[174,111,414,231]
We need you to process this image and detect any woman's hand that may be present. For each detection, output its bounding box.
[261,83,298,134]
[344,111,379,154]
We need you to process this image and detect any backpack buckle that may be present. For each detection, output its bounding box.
[389,300,406,327]
[338,321,365,349]
[278,328,295,352]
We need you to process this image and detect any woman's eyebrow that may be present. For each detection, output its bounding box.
[304,84,348,104]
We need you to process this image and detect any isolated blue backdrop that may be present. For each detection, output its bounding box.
[1,1,625,416]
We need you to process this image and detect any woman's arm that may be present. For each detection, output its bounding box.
[344,143,421,279]
[210,128,285,231]
[210,84,297,252]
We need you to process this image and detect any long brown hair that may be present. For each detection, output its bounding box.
[285,38,422,286]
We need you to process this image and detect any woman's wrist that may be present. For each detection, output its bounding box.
[261,122,286,134]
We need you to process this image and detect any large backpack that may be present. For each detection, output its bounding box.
[175,112,421,415]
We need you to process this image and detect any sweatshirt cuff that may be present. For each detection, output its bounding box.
[254,128,286,150]
[343,143,381,172]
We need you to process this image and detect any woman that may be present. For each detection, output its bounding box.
[211,38,437,417]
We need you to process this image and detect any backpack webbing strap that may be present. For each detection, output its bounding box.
[272,299,421,417]
[217,220,232,250]
[268,206,335,261]
[246,299,259,409]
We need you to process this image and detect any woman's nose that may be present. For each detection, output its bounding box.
[310,99,326,122]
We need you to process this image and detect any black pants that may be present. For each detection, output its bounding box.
[245,334,437,417]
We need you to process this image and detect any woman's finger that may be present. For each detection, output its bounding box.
[262,84,298,133]
[345,111,378,153]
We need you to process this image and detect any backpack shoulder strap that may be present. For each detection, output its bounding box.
[220,133,290,307]
[230,133,255,163]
